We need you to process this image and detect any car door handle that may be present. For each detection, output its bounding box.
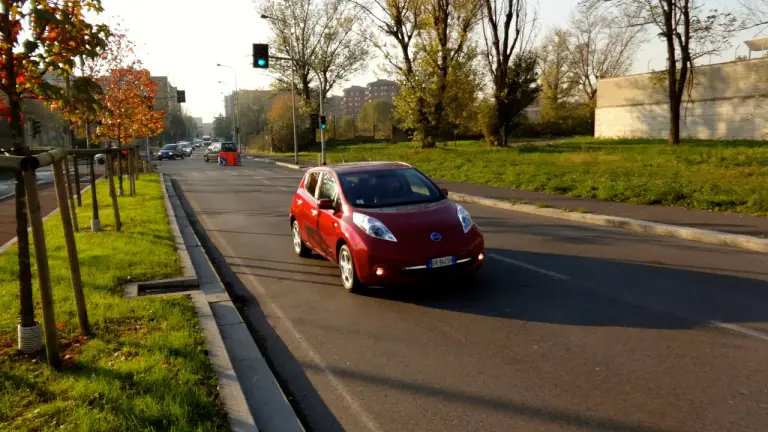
[333,222,338,227]
[311,209,318,216]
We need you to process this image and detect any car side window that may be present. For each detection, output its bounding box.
[317,173,338,202]
[304,172,320,196]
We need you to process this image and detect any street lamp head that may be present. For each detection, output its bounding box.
[260,14,269,19]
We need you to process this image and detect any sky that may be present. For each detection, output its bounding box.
[95,0,767,123]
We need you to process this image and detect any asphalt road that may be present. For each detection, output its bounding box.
[162,153,768,432]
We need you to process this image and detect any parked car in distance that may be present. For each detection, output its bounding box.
[289,162,485,292]
[203,142,221,162]
[158,144,182,160]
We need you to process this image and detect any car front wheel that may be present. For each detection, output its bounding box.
[292,221,312,258]
[338,244,363,293]
[204,155,209,162]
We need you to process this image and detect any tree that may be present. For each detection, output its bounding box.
[70,26,140,142]
[0,0,110,336]
[236,90,272,143]
[591,0,739,145]
[537,28,579,122]
[267,94,299,152]
[357,99,394,138]
[213,114,233,139]
[480,0,537,146]
[569,2,644,103]
[260,0,370,105]
[353,0,429,143]
[397,0,484,148]
[480,51,539,142]
[94,67,165,145]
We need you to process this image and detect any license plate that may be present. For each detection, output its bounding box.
[429,256,455,268]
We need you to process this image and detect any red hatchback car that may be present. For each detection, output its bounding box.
[289,162,485,292]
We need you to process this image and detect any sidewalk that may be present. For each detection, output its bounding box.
[249,153,768,239]
[0,172,103,246]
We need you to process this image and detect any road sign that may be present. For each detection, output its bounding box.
[177,90,186,103]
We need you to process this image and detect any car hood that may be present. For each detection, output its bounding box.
[353,200,464,244]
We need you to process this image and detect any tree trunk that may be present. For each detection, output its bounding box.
[7,93,35,328]
[668,97,681,146]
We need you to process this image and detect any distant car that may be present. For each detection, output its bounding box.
[289,162,485,292]
[180,143,193,156]
[203,143,221,162]
[158,144,182,160]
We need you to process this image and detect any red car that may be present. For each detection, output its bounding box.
[289,162,485,292]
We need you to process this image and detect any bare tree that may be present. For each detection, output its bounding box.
[537,28,579,121]
[480,0,538,146]
[258,0,370,106]
[569,3,644,102]
[591,0,739,145]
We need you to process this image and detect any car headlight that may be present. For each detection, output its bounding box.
[457,204,473,233]
[352,212,397,242]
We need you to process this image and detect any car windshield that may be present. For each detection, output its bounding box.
[221,142,237,152]
[339,168,444,208]
[182,144,190,148]
[162,144,177,150]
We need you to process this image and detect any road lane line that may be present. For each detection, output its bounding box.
[262,179,272,184]
[488,253,570,280]
[195,210,383,432]
[711,321,768,342]
[278,186,289,191]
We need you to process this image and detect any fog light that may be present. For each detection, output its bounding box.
[375,266,385,276]
[478,253,484,261]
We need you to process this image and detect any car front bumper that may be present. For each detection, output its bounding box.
[352,233,485,286]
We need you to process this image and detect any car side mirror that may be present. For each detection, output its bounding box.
[440,188,448,196]
[317,198,334,210]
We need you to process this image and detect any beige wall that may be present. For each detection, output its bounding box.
[595,58,768,140]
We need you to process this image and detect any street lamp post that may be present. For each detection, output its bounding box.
[216,63,241,153]
[261,14,299,165]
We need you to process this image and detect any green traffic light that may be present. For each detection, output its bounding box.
[257,58,266,66]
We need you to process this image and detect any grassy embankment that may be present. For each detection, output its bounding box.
[0,174,228,431]
[268,137,768,215]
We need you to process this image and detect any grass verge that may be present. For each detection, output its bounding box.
[267,137,768,216]
[0,174,228,431]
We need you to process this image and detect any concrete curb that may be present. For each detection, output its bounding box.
[249,156,768,253]
[161,174,304,432]
[160,173,196,279]
[448,192,768,253]
[249,156,303,170]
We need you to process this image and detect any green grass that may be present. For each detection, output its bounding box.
[268,137,768,216]
[0,174,228,431]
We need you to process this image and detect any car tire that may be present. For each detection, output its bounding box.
[204,155,209,162]
[292,221,312,258]
[338,244,364,293]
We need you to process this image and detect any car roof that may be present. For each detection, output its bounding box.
[320,161,412,175]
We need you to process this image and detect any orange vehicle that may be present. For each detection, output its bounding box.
[217,142,241,166]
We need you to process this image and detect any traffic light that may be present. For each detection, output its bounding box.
[176,90,186,103]
[253,44,269,68]
[320,115,327,130]
[310,113,319,129]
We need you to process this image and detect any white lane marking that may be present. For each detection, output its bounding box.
[711,321,768,342]
[262,179,271,184]
[489,255,768,342]
[278,186,289,191]
[197,214,383,432]
[488,253,570,280]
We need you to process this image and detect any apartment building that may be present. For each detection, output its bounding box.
[150,76,181,115]
[365,79,399,104]
[342,86,366,117]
